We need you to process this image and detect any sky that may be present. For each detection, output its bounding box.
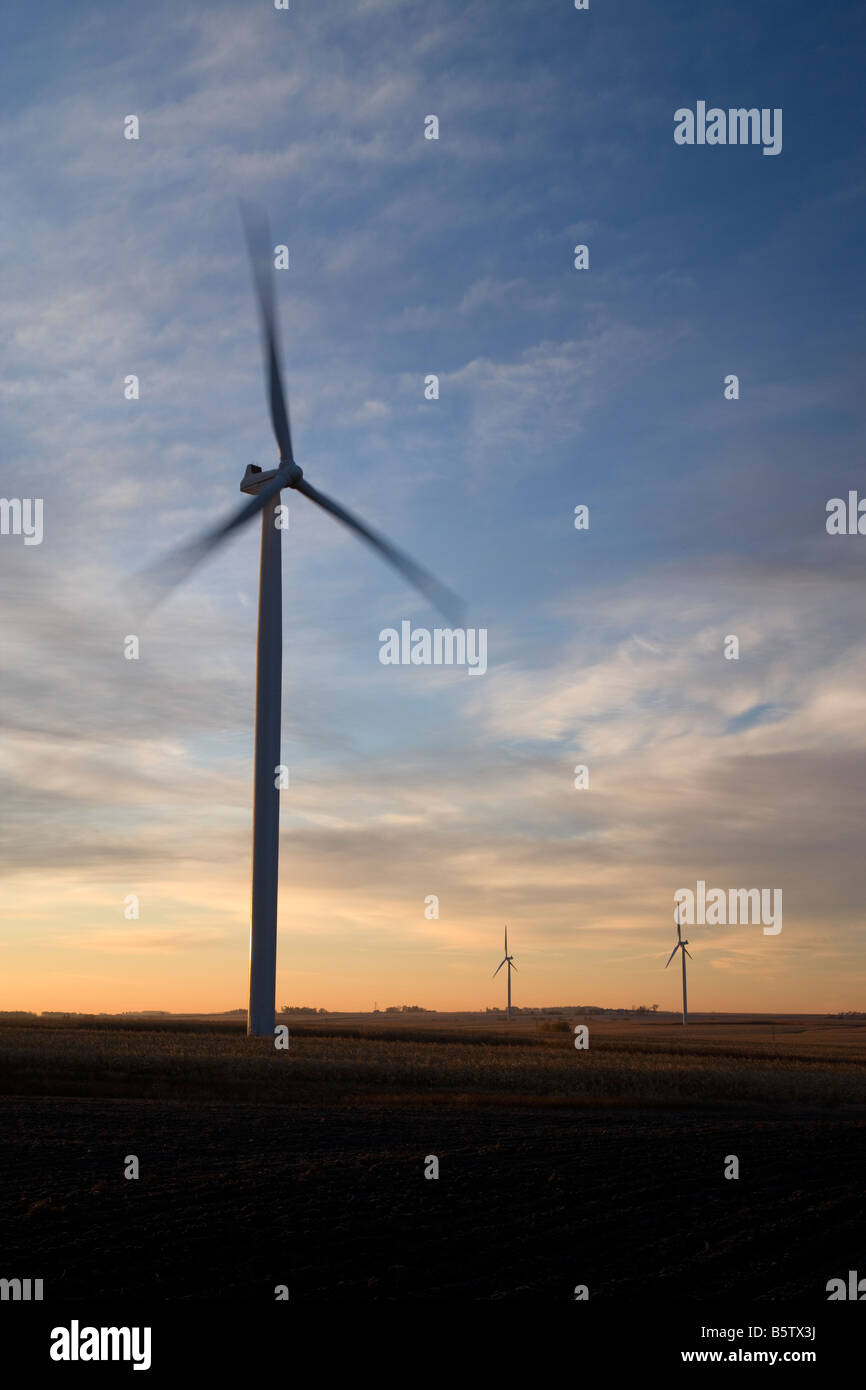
[1,0,865,1015]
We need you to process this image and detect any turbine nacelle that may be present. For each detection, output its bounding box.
[665,938,692,967]
[240,461,304,495]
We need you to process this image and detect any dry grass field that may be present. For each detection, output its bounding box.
[2,1011,865,1107]
[1,1013,864,1299]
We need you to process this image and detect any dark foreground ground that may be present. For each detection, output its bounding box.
[2,1095,863,1300]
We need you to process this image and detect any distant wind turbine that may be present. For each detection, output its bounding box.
[140,202,462,1038]
[665,902,692,1025]
[492,925,517,1021]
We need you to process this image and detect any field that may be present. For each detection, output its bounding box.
[1,1012,865,1300]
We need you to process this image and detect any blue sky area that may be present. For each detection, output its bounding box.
[1,0,864,1012]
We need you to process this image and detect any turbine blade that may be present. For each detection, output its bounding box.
[683,947,692,959]
[492,960,506,978]
[509,961,518,972]
[295,476,464,624]
[136,472,284,610]
[239,199,294,464]
[665,946,678,968]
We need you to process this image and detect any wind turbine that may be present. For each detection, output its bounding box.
[142,202,462,1037]
[492,925,517,1021]
[665,901,691,1025]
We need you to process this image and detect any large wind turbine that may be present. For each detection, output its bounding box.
[492,925,517,1021]
[665,902,691,1025]
[143,203,461,1037]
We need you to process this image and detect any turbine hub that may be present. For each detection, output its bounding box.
[239,460,302,495]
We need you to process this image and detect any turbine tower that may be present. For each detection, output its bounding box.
[492,925,517,1021]
[665,902,692,1025]
[142,202,462,1037]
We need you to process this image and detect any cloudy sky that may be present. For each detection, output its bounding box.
[1,0,865,1014]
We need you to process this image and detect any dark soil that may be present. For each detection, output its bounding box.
[1,1096,863,1300]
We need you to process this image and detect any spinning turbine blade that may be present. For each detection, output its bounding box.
[665,945,679,968]
[492,960,506,978]
[683,947,692,959]
[239,199,294,464]
[295,476,464,624]
[137,470,285,609]
[509,961,518,972]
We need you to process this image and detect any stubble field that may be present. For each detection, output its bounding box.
[1,1013,864,1299]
